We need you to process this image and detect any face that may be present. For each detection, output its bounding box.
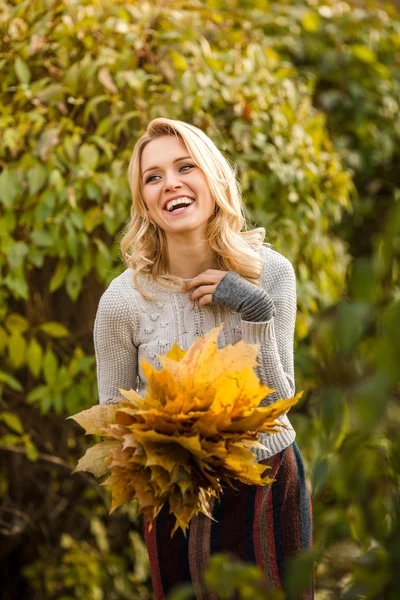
[140,135,215,238]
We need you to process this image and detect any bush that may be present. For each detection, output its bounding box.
[0,0,398,598]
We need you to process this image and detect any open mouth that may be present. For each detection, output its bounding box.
[164,196,195,214]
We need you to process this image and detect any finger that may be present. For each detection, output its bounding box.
[190,285,216,302]
[186,271,227,290]
[186,275,217,290]
[198,293,213,307]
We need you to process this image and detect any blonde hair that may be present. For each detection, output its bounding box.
[120,117,267,299]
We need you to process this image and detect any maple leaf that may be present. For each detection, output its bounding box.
[69,325,301,536]
[72,440,119,477]
[66,403,122,435]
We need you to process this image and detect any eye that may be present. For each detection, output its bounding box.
[145,174,160,184]
[144,164,195,184]
[179,163,195,172]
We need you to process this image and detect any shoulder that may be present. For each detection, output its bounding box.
[96,268,141,325]
[257,245,296,295]
[100,268,143,299]
[259,245,295,277]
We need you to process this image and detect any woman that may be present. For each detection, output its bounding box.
[94,118,313,599]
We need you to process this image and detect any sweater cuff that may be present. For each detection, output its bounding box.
[241,293,275,322]
[212,271,276,323]
[240,317,276,344]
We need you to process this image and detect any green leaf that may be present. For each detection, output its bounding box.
[35,84,64,104]
[169,50,189,71]
[0,168,21,208]
[15,57,31,84]
[4,275,29,299]
[64,62,80,95]
[85,182,102,201]
[43,349,58,385]
[26,385,48,404]
[0,412,24,434]
[0,434,22,446]
[7,241,29,270]
[28,164,48,196]
[350,45,377,64]
[27,338,43,378]
[7,334,27,368]
[39,322,70,338]
[31,229,55,247]
[5,314,29,335]
[284,550,316,597]
[23,435,39,462]
[79,144,99,170]
[40,395,52,415]
[66,265,82,302]
[0,370,23,392]
[49,261,69,292]
[312,457,329,495]
[83,207,103,232]
[53,393,63,415]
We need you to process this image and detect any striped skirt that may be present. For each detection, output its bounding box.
[144,441,313,599]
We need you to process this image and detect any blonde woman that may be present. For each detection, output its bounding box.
[94,118,313,599]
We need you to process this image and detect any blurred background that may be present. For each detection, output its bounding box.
[0,0,399,598]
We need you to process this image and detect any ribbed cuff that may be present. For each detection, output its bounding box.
[212,271,276,323]
[241,293,275,322]
[240,317,276,343]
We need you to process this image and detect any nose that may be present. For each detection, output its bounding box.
[163,169,183,192]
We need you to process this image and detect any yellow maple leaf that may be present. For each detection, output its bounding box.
[69,325,301,536]
[67,403,122,435]
[72,440,119,477]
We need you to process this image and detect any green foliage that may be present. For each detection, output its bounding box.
[167,553,285,600]
[168,550,315,599]
[0,409,38,460]
[22,513,152,600]
[259,0,400,257]
[0,0,399,598]
[202,554,283,600]
[296,201,400,599]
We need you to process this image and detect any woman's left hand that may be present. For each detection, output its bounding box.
[185,269,229,307]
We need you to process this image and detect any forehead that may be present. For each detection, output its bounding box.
[141,135,188,170]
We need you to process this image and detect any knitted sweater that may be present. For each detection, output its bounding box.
[93,245,297,461]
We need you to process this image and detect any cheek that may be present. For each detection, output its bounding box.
[143,189,158,211]
[194,174,213,203]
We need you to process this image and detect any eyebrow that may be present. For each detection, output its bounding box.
[142,156,192,177]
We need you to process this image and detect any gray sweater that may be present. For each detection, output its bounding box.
[93,245,297,461]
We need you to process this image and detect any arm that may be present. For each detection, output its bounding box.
[212,253,296,404]
[93,284,138,404]
[240,255,296,405]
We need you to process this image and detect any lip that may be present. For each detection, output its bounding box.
[163,195,196,211]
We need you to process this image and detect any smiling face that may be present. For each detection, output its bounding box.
[140,135,216,239]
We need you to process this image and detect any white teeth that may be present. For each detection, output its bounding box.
[165,197,194,212]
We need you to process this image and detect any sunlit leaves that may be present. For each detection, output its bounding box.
[69,326,300,536]
[26,338,43,378]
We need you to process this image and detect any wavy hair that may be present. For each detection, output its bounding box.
[120,118,267,299]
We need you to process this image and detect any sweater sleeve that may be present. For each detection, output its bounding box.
[240,252,296,405]
[93,283,139,404]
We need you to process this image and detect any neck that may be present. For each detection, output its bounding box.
[165,234,218,279]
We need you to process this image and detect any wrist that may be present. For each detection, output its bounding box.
[212,271,276,322]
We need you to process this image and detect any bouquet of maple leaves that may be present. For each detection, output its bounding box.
[68,325,301,535]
